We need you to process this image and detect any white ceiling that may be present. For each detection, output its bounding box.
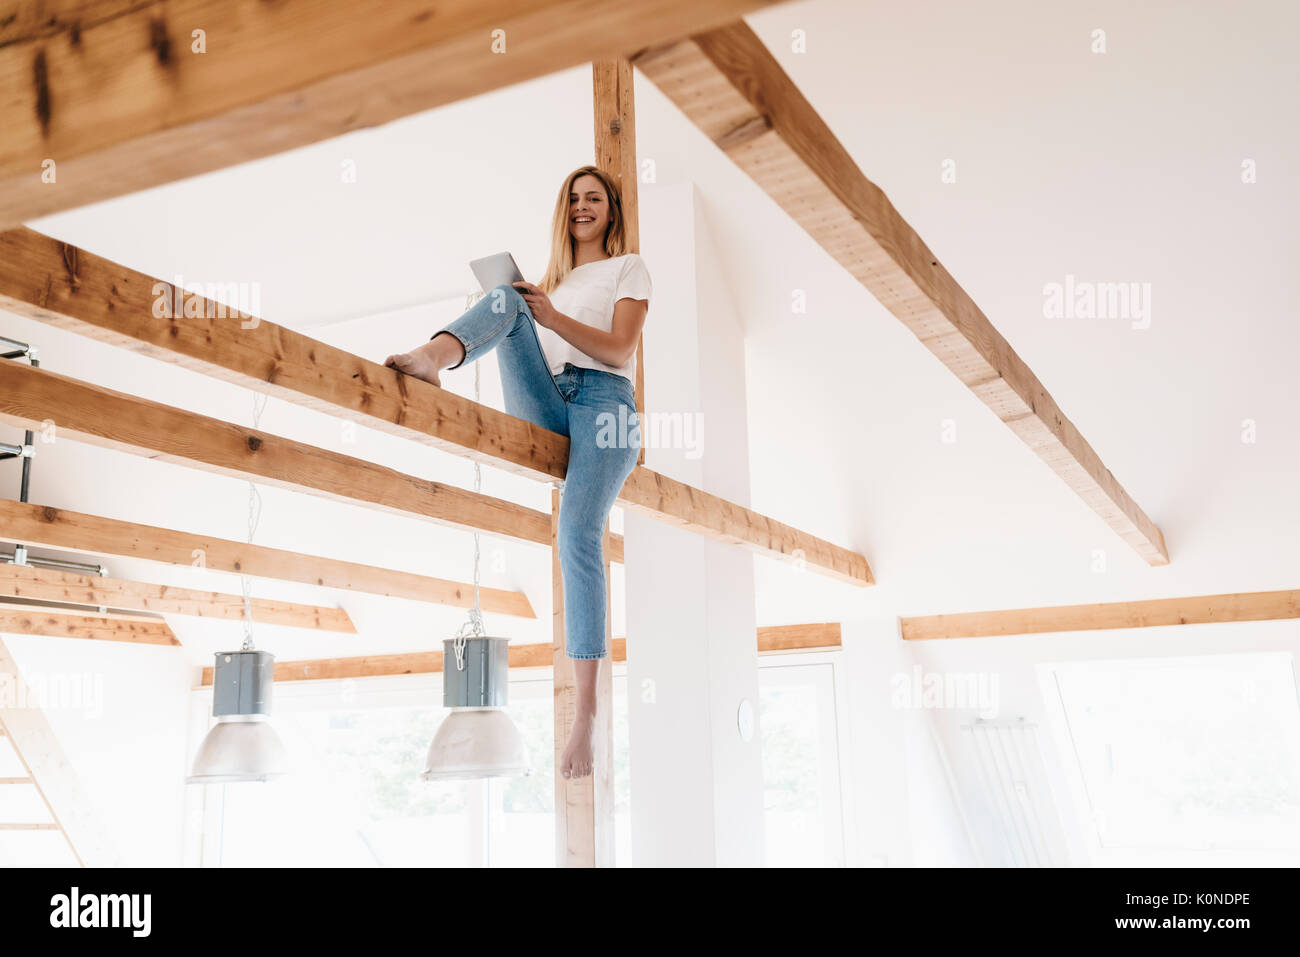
[11,0,1300,659]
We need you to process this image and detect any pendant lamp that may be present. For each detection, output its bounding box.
[188,395,290,784]
[188,650,290,784]
[424,296,531,781]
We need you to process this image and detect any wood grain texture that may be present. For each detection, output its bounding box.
[199,642,608,684]
[0,498,536,617]
[595,522,615,866]
[0,822,61,830]
[593,57,645,467]
[0,562,356,631]
[618,467,871,585]
[0,0,778,228]
[201,651,444,685]
[900,590,1300,640]
[198,624,835,683]
[552,486,596,867]
[0,359,554,544]
[0,226,868,584]
[755,621,842,654]
[634,23,1168,566]
[0,606,178,644]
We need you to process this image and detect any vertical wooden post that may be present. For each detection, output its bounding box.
[593,58,645,465]
[595,523,616,866]
[552,487,615,866]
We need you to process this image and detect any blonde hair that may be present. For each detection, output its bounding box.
[539,166,628,294]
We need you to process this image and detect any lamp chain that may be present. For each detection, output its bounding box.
[241,393,268,652]
[453,292,487,671]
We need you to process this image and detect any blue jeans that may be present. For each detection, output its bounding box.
[433,285,640,659]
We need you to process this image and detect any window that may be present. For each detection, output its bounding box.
[191,670,631,867]
[1042,652,1300,865]
[758,661,845,867]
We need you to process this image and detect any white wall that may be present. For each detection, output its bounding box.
[2,635,192,865]
[625,183,765,866]
[2,0,1296,866]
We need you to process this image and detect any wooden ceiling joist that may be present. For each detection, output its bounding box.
[752,621,842,654]
[0,499,536,618]
[900,589,1300,640]
[0,606,178,645]
[0,363,631,575]
[0,228,871,586]
[199,622,842,683]
[632,23,1169,567]
[0,562,356,632]
[0,0,777,229]
[0,359,559,542]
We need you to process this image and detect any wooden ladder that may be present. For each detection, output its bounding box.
[0,638,119,866]
[0,721,83,865]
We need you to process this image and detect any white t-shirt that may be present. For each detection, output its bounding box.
[537,253,652,382]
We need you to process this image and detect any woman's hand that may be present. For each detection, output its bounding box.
[514,281,558,328]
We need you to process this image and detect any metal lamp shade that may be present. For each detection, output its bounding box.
[423,636,531,780]
[423,708,531,780]
[187,715,291,784]
[188,650,290,784]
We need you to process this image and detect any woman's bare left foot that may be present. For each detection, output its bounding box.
[560,713,595,779]
[384,343,442,388]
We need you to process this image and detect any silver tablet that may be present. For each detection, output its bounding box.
[468,252,526,295]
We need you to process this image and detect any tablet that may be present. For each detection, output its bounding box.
[468,252,527,295]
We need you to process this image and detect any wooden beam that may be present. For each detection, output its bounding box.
[595,522,615,866]
[0,637,122,864]
[199,624,837,683]
[593,56,645,467]
[755,621,842,654]
[202,651,444,685]
[1,597,166,620]
[0,499,536,618]
[619,468,867,584]
[0,227,870,585]
[0,562,356,632]
[0,607,178,644]
[900,590,1300,640]
[0,823,61,831]
[0,0,777,228]
[591,60,628,866]
[0,360,558,543]
[552,487,597,867]
[633,24,1169,566]
[200,643,559,684]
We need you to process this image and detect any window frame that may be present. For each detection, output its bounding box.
[1036,650,1300,867]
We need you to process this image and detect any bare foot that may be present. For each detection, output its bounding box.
[384,344,441,387]
[560,712,595,780]
[385,337,460,388]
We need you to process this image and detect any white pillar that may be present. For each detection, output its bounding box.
[625,183,765,866]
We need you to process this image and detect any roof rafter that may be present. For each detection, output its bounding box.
[0,606,178,645]
[0,498,537,617]
[0,0,779,229]
[198,621,844,683]
[633,22,1169,566]
[0,359,559,546]
[901,590,1300,640]
[0,227,872,586]
[0,562,357,632]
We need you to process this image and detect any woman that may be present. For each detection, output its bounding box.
[385,166,650,781]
